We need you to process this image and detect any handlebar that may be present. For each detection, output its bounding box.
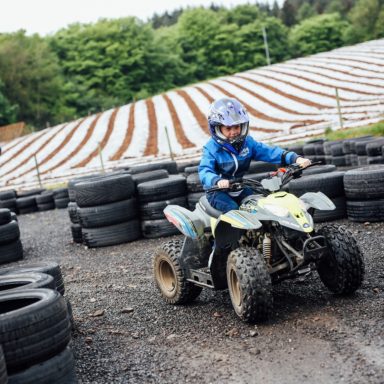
[206,161,322,194]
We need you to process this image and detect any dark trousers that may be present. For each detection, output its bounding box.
[207,187,254,213]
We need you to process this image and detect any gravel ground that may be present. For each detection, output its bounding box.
[6,209,384,384]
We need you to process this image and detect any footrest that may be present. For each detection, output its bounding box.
[187,269,214,289]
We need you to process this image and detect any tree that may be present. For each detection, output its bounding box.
[344,0,381,43]
[234,17,290,70]
[223,4,261,26]
[281,0,297,26]
[0,31,66,128]
[0,79,18,126]
[49,17,187,117]
[289,13,349,57]
[297,3,317,21]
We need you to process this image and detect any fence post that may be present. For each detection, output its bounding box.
[33,154,43,189]
[164,126,174,161]
[335,87,344,130]
[262,26,271,66]
[98,142,105,173]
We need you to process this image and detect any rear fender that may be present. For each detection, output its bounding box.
[300,192,335,211]
[164,205,204,239]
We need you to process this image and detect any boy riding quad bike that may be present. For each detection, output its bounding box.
[153,163,365,323]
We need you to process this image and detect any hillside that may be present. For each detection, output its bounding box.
[1,38,384,189]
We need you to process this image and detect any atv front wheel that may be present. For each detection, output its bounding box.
[227,247,273,323]
[316,224,364,294]
[153,240,202,304]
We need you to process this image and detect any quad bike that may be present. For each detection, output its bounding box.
[153,163,365,323]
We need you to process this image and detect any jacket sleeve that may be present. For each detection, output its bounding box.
[249,137,298,165]
[198,147,222,189]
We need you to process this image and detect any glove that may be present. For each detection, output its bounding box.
[296,157,311,168]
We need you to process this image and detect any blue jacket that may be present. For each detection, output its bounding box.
[198,136,298,189]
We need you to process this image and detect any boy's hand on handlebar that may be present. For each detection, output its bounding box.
[295,157,311,168]
[217,179,230,188]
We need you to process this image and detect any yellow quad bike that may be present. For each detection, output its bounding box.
[153,163,365,323]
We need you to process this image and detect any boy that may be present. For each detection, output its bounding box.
[198,97,311,213]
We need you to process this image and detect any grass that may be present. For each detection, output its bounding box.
[324,120,384,141]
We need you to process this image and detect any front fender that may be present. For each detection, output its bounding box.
[217,210,262,230]
[300,192,335,211]
[213,210,262,249]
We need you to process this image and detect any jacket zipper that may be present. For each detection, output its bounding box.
[231,153,238,177]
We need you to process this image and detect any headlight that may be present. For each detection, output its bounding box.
[264,204,289,217]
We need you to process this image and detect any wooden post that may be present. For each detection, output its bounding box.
[33,154,43,189]
[98,142,105,173]
[262,26,271,66]
[164,126,174,161]
[335,87,344,130]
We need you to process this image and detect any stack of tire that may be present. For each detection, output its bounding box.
[244,161,278,182]
[0,262,77,383]
[15,189,45,215]
[288,165,347,222]
[35,191,55,212]
[184,167,204,210]
[365,137,384,165]
[344,165,384,222]
[70,173,140,248]
[52,188,70,209]
[0,209,23,265]
[137,175,187,238]
[302,139,326,164]
[0,190,18,214]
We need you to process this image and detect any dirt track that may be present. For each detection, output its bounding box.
[13,209,384,383]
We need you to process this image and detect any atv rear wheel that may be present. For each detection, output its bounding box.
[153,239,202,304]
[227,247,273,323]
[316,224,364,294]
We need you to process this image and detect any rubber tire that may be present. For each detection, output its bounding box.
[186,173,204,193]
[141,219,180,239]
[0,190,16,200]
[54,198,70,209]
[7,347,77,384]
[131,170,169,186]
[0,262,65,296]
[0,221,20,245]
[70,224,83,244]
[67,202,79,224]
[37,203,55,212]
[0,239,23,265]
[82,219,141,247]
[0,209,11,226]
[316,225,364,295]
[344,165,384,199]
[346,199,384,222]
[140,196,187,220]
[137,176,187,203]
[77,198,138,228]
[0,289,71,374]
[153,239,202,304]
[0,345,7,384]
[227,247,273,323]
[129,160,178,175]
[74,174,135,207]
[0,272,55,292]
[289,172,345,198]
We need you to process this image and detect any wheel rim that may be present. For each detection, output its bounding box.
[229,267,242,308]
[158,258,177,298]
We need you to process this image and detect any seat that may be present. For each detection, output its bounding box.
[198,195,223,219]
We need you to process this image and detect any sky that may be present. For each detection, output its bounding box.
[0,0,283,36]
